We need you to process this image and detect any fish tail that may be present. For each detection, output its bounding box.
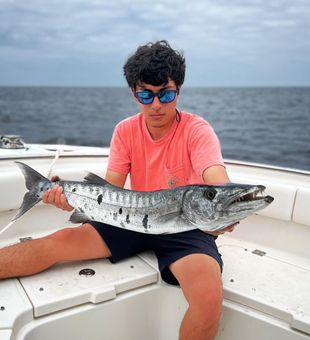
[13,162,50,221]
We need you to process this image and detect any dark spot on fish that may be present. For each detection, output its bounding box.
[120,222,126,228]
[113,212,118,221]
[91,216,94,220]
[72,188,76,193]
[119,208,123,214]
[126,214,130,224]
[142,214,148,230]
[97,194,103,205]
[79,208,85,213]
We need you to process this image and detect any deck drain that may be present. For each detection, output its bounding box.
[252,249,266,256]
[19,237,32,242]
[79,268,95,276]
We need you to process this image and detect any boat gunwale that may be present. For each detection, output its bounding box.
[0,144,309,175]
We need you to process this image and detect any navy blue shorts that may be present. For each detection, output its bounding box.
[90,222,223,286]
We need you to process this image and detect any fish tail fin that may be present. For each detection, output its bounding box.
[12,162,50,221]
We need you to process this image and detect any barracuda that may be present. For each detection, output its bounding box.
[13,162,274,234]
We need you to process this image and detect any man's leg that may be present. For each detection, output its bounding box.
[170,253,223,340]
[0,223,111,279]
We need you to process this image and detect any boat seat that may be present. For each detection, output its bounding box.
[255,181,296,221]
[230,174,310,228]
[293,187,310,226]
[219,240,310,335]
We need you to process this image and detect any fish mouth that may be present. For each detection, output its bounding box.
[225,185,273,210]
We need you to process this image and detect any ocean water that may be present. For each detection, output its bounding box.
[0,86,309,171]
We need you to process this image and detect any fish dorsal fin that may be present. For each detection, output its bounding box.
[84,172,109,186]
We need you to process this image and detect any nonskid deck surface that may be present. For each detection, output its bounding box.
[220,242,310,334]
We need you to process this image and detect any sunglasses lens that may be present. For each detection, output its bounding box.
[158,90,177,103]
[136,90,177,104]
[136,91,154,104]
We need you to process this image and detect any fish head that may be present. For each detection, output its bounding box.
[182,183,274,231]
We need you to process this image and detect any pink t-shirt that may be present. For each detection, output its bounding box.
[108,111,225,191]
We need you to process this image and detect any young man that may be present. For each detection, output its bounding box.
[0,41,234,340]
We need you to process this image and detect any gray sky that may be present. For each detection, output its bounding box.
[0,0,309,86]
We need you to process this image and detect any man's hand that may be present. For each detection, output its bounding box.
[42,176,74,211]
[207,222,239,236]
[202,165,237,236]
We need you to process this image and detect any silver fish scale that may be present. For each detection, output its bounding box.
[54,179,189,233]
[62,181,169,209]
[61,181,188,233]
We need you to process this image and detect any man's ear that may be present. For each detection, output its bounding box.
[131,88,138,102]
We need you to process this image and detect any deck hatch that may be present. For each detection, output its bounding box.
[19,256,158,317]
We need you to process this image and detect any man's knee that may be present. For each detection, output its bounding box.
[48,224,97,245]
[44,227,79,262]
[190,282,223,322]
[47,224,111,261]
[49,226,79,244]
[170,254,223,325]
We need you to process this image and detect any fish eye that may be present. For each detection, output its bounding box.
[204,188,217,200]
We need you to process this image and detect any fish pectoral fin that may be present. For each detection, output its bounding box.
[69,210,90,224]
[154,211,181,223]
[84,172,109,186]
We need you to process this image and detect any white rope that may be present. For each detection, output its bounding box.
[45,146,62,178]
[0,221,15,237]
[0,147,62,237]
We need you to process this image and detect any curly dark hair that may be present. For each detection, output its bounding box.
[123,40,186,90]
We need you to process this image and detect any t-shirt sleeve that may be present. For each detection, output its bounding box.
[108,123,131,175]
[189,119,225,180]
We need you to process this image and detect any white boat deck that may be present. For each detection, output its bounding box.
[0,145,309,340]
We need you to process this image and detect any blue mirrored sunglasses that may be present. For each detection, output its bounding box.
[135,89,177,105]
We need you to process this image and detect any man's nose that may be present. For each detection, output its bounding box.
[151,95,162,109]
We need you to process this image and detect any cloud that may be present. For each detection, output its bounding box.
[0,0,309,85]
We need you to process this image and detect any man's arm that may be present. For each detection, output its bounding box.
[105,169,127,188]
[203,165,237,235]
[202,165,230,185]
